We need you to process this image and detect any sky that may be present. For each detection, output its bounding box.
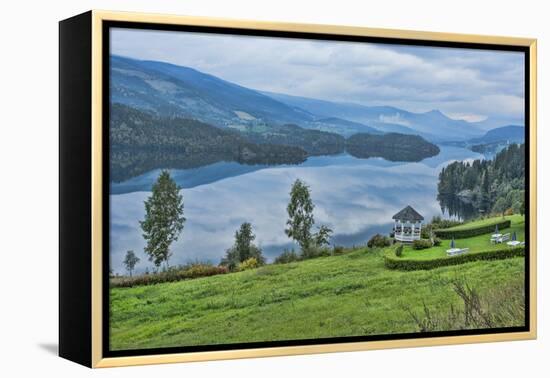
[111,28,525,124]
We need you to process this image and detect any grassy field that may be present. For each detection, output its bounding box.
[110,243,525,350]
[441,214,520,231]
[401,215,525,260]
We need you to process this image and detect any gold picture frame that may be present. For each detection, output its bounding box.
[59,10,537,368]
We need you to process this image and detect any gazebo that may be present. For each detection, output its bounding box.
[392,205,424,242]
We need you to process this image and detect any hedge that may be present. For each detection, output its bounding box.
[384,245,524,271]
[433,219,511,239]
[110,264,229,288]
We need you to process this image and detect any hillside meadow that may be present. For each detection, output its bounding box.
[110,245,525,350]
[402,215,525,260]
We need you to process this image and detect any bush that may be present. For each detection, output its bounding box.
[274,250,300,264]
[237,257,260,271]
[367,234,392,248]
[431,216,463,229]
[221,244,265,271]
[433,237,442,246]
[384,245,525,271]
[434,219,511,239]
[421,227,431,239]
[184,264,228,278]
[395,244,404,257]
[332,245,345,255]
[110,263,228,288]
[301,244,332,259]
[412,239,433,250]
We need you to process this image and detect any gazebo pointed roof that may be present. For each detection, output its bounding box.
[392,205,424,221]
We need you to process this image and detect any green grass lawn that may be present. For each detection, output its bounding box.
[401,215,525,260]
[442,214,522,231]
[110,245,525,351]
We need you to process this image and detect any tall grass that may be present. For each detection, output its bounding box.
[405,277,525,331]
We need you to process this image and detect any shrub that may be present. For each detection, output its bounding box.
[504,208,514,216]
[412,239,433,250]
[434,219,511,239]
[110,263,228,288]
[433,237,442,246]
[301,244,332,259]
[431,216,463,229]
[332,245,345,255]
[237,257,260,271]
[367,234,392,248]
[184,264,228,278]
[384,245,525,271]
[274,250,300,264]
[395,244,404,257]
[421,227,431,239]
[221,244,265,271]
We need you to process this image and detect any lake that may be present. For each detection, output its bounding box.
[109,145,483,274]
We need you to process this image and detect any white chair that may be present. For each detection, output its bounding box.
[499,233,510,243]
[447,247,469,256]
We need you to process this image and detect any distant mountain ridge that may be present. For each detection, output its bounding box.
[468,125,525,144]
[262,91,483,142]
[111,54,490,142]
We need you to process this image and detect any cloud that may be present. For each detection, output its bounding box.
[378,113,411,126]
[447,113,488,123]
[111,28,525,123]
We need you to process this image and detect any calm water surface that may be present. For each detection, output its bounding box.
[109,146,483,274]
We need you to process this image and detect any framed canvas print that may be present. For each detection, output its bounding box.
[59,10,537,368]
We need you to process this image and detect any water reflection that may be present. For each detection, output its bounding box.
[438,194,480,221]
[109,146,483,274]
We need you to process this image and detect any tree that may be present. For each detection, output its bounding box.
[123,250,140,277]
[492,197,508,218]
[314,225,333,247]
[480,170,491,212]
[285,179,315,251]
[140,170,185,269]
[285,179,333,257]
[221,222,264,270]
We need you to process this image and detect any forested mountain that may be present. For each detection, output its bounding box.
[305,117,382,137]
[346,133,440,161]
[111,55,486,141]
[110,104,307,181]
[438,143,525,215]
[242,124,346,155]
[111,55,314,128]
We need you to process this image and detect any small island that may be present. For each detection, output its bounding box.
[346,132,440,161]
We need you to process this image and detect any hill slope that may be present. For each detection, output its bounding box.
[111,55,315,127]
[110,248,524,350]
